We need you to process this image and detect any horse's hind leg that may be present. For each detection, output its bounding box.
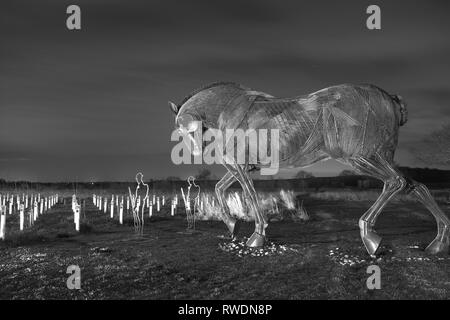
[404,181,450,254]
[348,155,407,256]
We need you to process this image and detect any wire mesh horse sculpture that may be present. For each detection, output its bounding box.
[169,82,450,256]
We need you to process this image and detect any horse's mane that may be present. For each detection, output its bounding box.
[178,81,248,107]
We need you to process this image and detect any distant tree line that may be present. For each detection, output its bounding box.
[2,166,450,191]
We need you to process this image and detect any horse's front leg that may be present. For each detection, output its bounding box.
[215,170,240,238]
[225,163,267,247]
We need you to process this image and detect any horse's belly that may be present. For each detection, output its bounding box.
[279,151,330,168]
[323,107,398,160]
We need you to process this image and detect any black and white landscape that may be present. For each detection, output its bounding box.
[1,0,450,301]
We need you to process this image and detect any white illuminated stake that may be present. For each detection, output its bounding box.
[19,204,24,231]
[0,205,6,240]
[33,201,38,221]
[119,201,124,224]
[110,198,114,218]
[73,201,77,223]
[74,204,80,232]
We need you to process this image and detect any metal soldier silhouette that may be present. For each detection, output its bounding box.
[181,176,200,232]
[128,172,149,235]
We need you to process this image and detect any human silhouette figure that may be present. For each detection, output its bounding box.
[128,172,149,235]
[181,176,200,231]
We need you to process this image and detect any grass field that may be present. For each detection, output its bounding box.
[0,190,449,299]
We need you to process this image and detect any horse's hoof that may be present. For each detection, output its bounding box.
[246,232,265,247]
[425,237,449,255]
[361,231,382,256]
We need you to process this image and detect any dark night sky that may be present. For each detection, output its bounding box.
[1,0,450,181]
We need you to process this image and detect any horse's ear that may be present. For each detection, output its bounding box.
[168,101,179,115]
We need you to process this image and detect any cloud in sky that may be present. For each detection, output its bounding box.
[1,0,449,181]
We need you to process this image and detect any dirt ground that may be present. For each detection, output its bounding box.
[0,195,449,299]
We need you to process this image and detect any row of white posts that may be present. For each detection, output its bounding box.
[92,193,179,224]
[0,193,59,240]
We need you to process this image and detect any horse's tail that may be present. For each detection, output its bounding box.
[390,94,408,126]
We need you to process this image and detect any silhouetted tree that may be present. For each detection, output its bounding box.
[195,168,213,180]
[414,122,450,166]
[339,169,357,176]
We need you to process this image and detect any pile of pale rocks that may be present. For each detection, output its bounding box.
[328,247,370,266]
[219,239,299,258]
[328,246,448,266]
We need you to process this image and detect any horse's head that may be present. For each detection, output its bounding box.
[168,100,203,156]
[168,82,252,158]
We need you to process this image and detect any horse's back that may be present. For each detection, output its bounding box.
[247,84,400,165]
